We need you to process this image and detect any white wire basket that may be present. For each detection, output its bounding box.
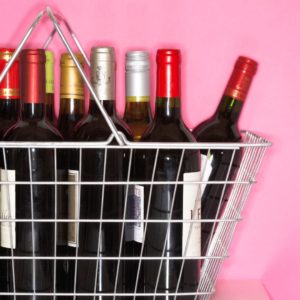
[0,7,271,299]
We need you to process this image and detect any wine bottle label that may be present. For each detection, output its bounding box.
[57,169,68,246]
[68,170,80,247]
[125,185,144,243]
[183,171,201,257]
[200,153,214,191]
[0,169,16,249]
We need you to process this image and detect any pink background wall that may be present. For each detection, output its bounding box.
[0,0,298,299]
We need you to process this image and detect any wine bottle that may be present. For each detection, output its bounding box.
[70,47,132,298]
[3,49,63,298]
[0,49,20,138]
[45,50,55,125]
[123,51,152,141]
[56,52,85,297]
[123,50,152,295]
[192,56,258,254]
[142,49,201,298]
[0,48,20,296]
[57,52,85,140]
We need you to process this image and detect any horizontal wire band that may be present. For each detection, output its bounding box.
[0,131,271,149]
[0,218,242,223]
[0,291,214,296]
[0,256,228,260]
[0,143,270,149]
[0,180,254,185]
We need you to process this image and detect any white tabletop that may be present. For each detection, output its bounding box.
[211,280,270,300]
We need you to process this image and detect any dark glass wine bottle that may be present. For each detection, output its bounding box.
[70,47,132,298]
[4,49,63,299]
[142,49,201,299]
[123,50,152,295]
[123,51,152,141]
[192,56,258,255]
[56,52,85,295]
[0,48,20,297]
[45,50,55,125]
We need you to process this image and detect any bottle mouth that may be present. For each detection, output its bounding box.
[224,56,258,101]
[91,46,115,61]
[20,49,45,104]
[45,50,54,64]
[20,49,45,64]
[60,52,84,67]
[0,48,17,61]
[0,48,15,53]
[126,50,149,71]
[156,49,181,64]
[235,56,258,76]
[126,50,149,59]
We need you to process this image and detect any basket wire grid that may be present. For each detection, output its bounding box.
[0,7,271,299]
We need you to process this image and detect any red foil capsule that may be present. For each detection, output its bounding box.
[156,49,181,98]
[20,49,46,104]
[0,48,19,100]
[224,56,258,101]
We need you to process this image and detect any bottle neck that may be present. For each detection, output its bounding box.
[89,99,116,118]
[0,98,20,120]
[20,51,46,122]
[155,97,181,121]
[155,59,181,122]
[21,102,45,121]
[59,60,84,116]
[124,98,151,120]
[214,95,244,124]
[125,64,151,122]
[45,93,54,121]
[59,98,84,116]
[215,56,257,125]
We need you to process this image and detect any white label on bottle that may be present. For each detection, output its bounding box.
[200,153,214,192]
[0,169,16,249]
[183,171,201,257]
[68,170,79,247]
[125,185,144,243]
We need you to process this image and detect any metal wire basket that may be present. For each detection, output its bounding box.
[0,7,271,299]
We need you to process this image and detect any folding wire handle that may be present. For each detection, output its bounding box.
[0,6,125,146]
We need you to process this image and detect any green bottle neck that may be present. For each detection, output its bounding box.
[155,97,181,122]
[214,95,244,124]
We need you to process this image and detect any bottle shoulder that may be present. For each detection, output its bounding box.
[142,119,195,143]
[74,113,133,142]
[4,120,63,141]
[140,121,200,175]
[192,116,241,142]
[111,115,133,141]
[0,120,17,140]
[57,112,84,125]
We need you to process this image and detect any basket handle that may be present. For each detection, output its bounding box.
[0,6,126,146]
[46,7,125,146]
